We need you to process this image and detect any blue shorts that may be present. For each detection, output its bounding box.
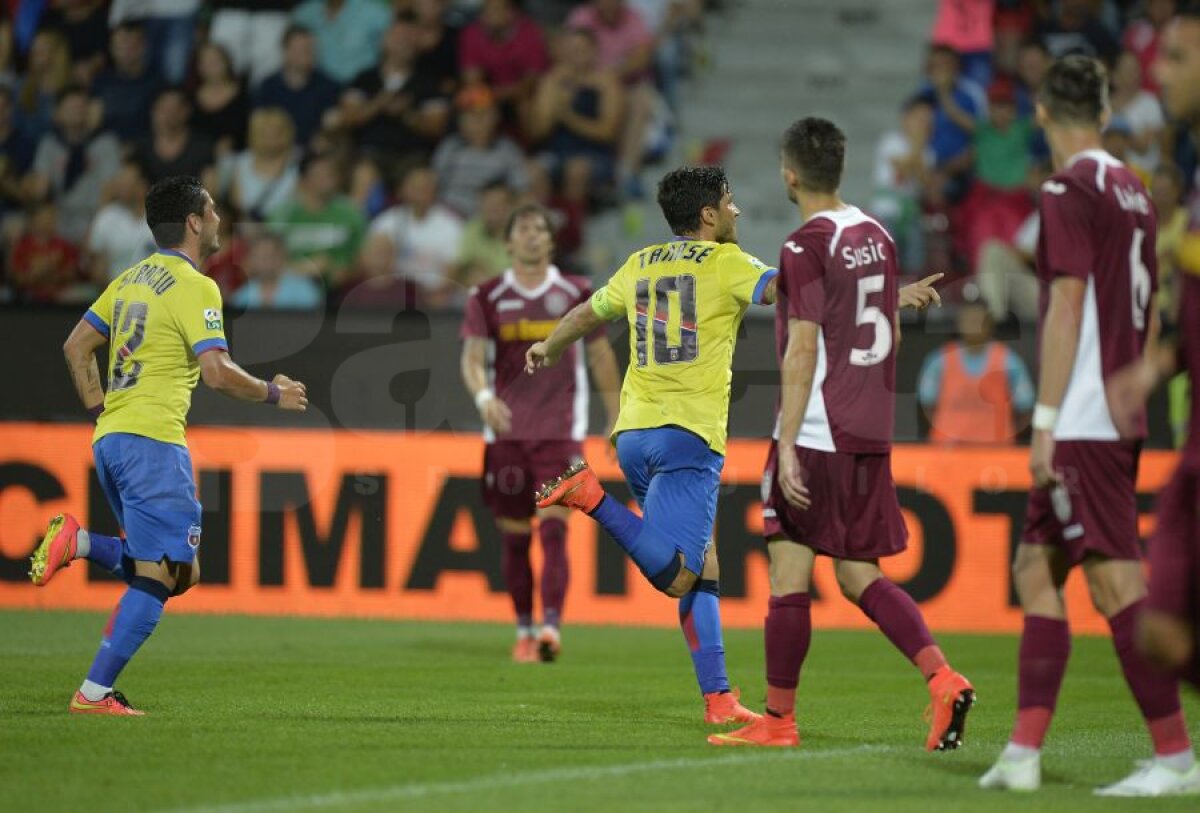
[616,426,723,575]
[93,433,201,565]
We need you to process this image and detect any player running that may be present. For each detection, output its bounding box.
[979,55,1199,796]
[29,176,307,715]
[706,118,970,752]
[527,166,774,724]
[460,203,620,663]
[1110,7,1200,697]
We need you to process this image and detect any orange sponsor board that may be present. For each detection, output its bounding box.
[0,423,1177,633]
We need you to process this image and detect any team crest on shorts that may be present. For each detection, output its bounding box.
[203,308,222,331]
[187,524,202,548]
[545,291,569,316]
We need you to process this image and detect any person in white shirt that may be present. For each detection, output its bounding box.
[86,158,158,282]
[367,164,463,307]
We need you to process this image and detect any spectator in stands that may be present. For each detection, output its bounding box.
[292,0,392,85]
[337,230,411,309]
[8,201,79,304]
[14,30,70,145]
[1101,115,1151,185]
[0,19,15,90]
[26,86,121,245]
[1034,0,1119,64]
[1123,0,1175,93]
[43,0,109,87]
[131,88,216,186]
[916,44,986,179]
[0,86,36,219]
[958,79,1035,270]
[1014,38,1051,116]
[1153,162,1188,323]
[253,26,343,150]
[413,0,461,96]
[459,0,550,136]
[871,96,935,273]
[567,0,657,197]
[1110,50,1165,174]
[531,27,624,191]
[368,164,464,307]
[930,0,995,87]
[220,107,300,222]
[109,0,200,85]
[331,15,450,168]
[191,42,250,158]
[975,208,1040,323]
[433,84,529,217]
[93,22,163,143]
[208,0,295,87]
[349,153,389,219]
[203,198,248,297]
[918,297,1034,445]
[631,0,704,112]
[525,155,584,268]
[231,231,324,310]
[454,180,514,288]
[269,151,365,288]
[85,157,155,282]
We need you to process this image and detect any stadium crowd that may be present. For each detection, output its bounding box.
[0,0,713,309]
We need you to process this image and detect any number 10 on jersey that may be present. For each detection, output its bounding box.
[635,275,698,366]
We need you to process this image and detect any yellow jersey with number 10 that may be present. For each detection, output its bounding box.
[590,239,776,455]
[83,250,228,448]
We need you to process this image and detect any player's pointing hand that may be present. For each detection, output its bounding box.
[899,273,944,311]
[525,341,562,374]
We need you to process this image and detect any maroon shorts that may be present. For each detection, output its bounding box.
[482,440,583,520]
[1021,440,1142,564]
[1146,464,1200,689]
[762,441,908,561]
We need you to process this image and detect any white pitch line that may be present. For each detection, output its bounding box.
[161,744,898,813]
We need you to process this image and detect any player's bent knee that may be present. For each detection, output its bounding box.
[172,561,200,596]
[664,569,699,598]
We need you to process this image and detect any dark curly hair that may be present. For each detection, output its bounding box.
[145,176,208,248]
[656,166,728,236]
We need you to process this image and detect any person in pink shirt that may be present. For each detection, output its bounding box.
[458,0,549,140]
[930,0,995,87]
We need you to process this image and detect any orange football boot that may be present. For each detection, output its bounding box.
[512,636,539,663]
[704,687,762,724]
[69,690,144,716]
[708,712,799,747]
[925,667,975,751]
[29,513,81,586]
[535,460,603,513]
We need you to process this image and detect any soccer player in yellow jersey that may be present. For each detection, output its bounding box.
[529,166,775,724]
[28,176,307,715]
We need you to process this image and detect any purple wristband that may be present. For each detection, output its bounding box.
[265,381,281,405]
[87,404,104,421]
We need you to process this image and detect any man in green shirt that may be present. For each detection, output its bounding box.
[453,180,514,288]
[269,152,365,287]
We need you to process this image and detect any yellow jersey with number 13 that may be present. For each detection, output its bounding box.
[590,239,776,455]
[83,249,228,448]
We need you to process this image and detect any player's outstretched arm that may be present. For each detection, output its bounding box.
[526,300,609,373]
[63,319,108,417]
[198,350,308,411]
[1029,276,1086,487]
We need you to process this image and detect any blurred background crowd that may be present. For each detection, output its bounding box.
[0,0,715,309]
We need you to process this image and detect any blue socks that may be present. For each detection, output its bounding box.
[84,531,127,580]
[679,580,730,694]
[85,577,169,689]
[589,495,675,579]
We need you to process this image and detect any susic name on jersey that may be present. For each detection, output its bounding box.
[118,263,178,296]
[841,237,887,270]
[637,242,714,268]
[498,319,558,342]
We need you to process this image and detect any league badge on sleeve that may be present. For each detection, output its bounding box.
[204,308,222,331]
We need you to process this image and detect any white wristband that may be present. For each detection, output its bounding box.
[1032,404,1059,432]
[474,388,495,410]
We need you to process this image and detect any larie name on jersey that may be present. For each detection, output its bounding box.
[1114,184,1150,215]
[841,238,887,270]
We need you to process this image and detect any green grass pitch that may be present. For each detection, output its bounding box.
[1,610,1197,813]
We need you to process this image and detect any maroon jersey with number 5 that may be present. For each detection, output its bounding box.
[774,205,899,453]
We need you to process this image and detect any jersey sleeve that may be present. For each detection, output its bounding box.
[590,263,628,321]
[460,287,492,339]
[1039,180,1094,281]
[723,249,778,306]
[83,279,118,339]
[782,235,826,323]
[177,277,229,357]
